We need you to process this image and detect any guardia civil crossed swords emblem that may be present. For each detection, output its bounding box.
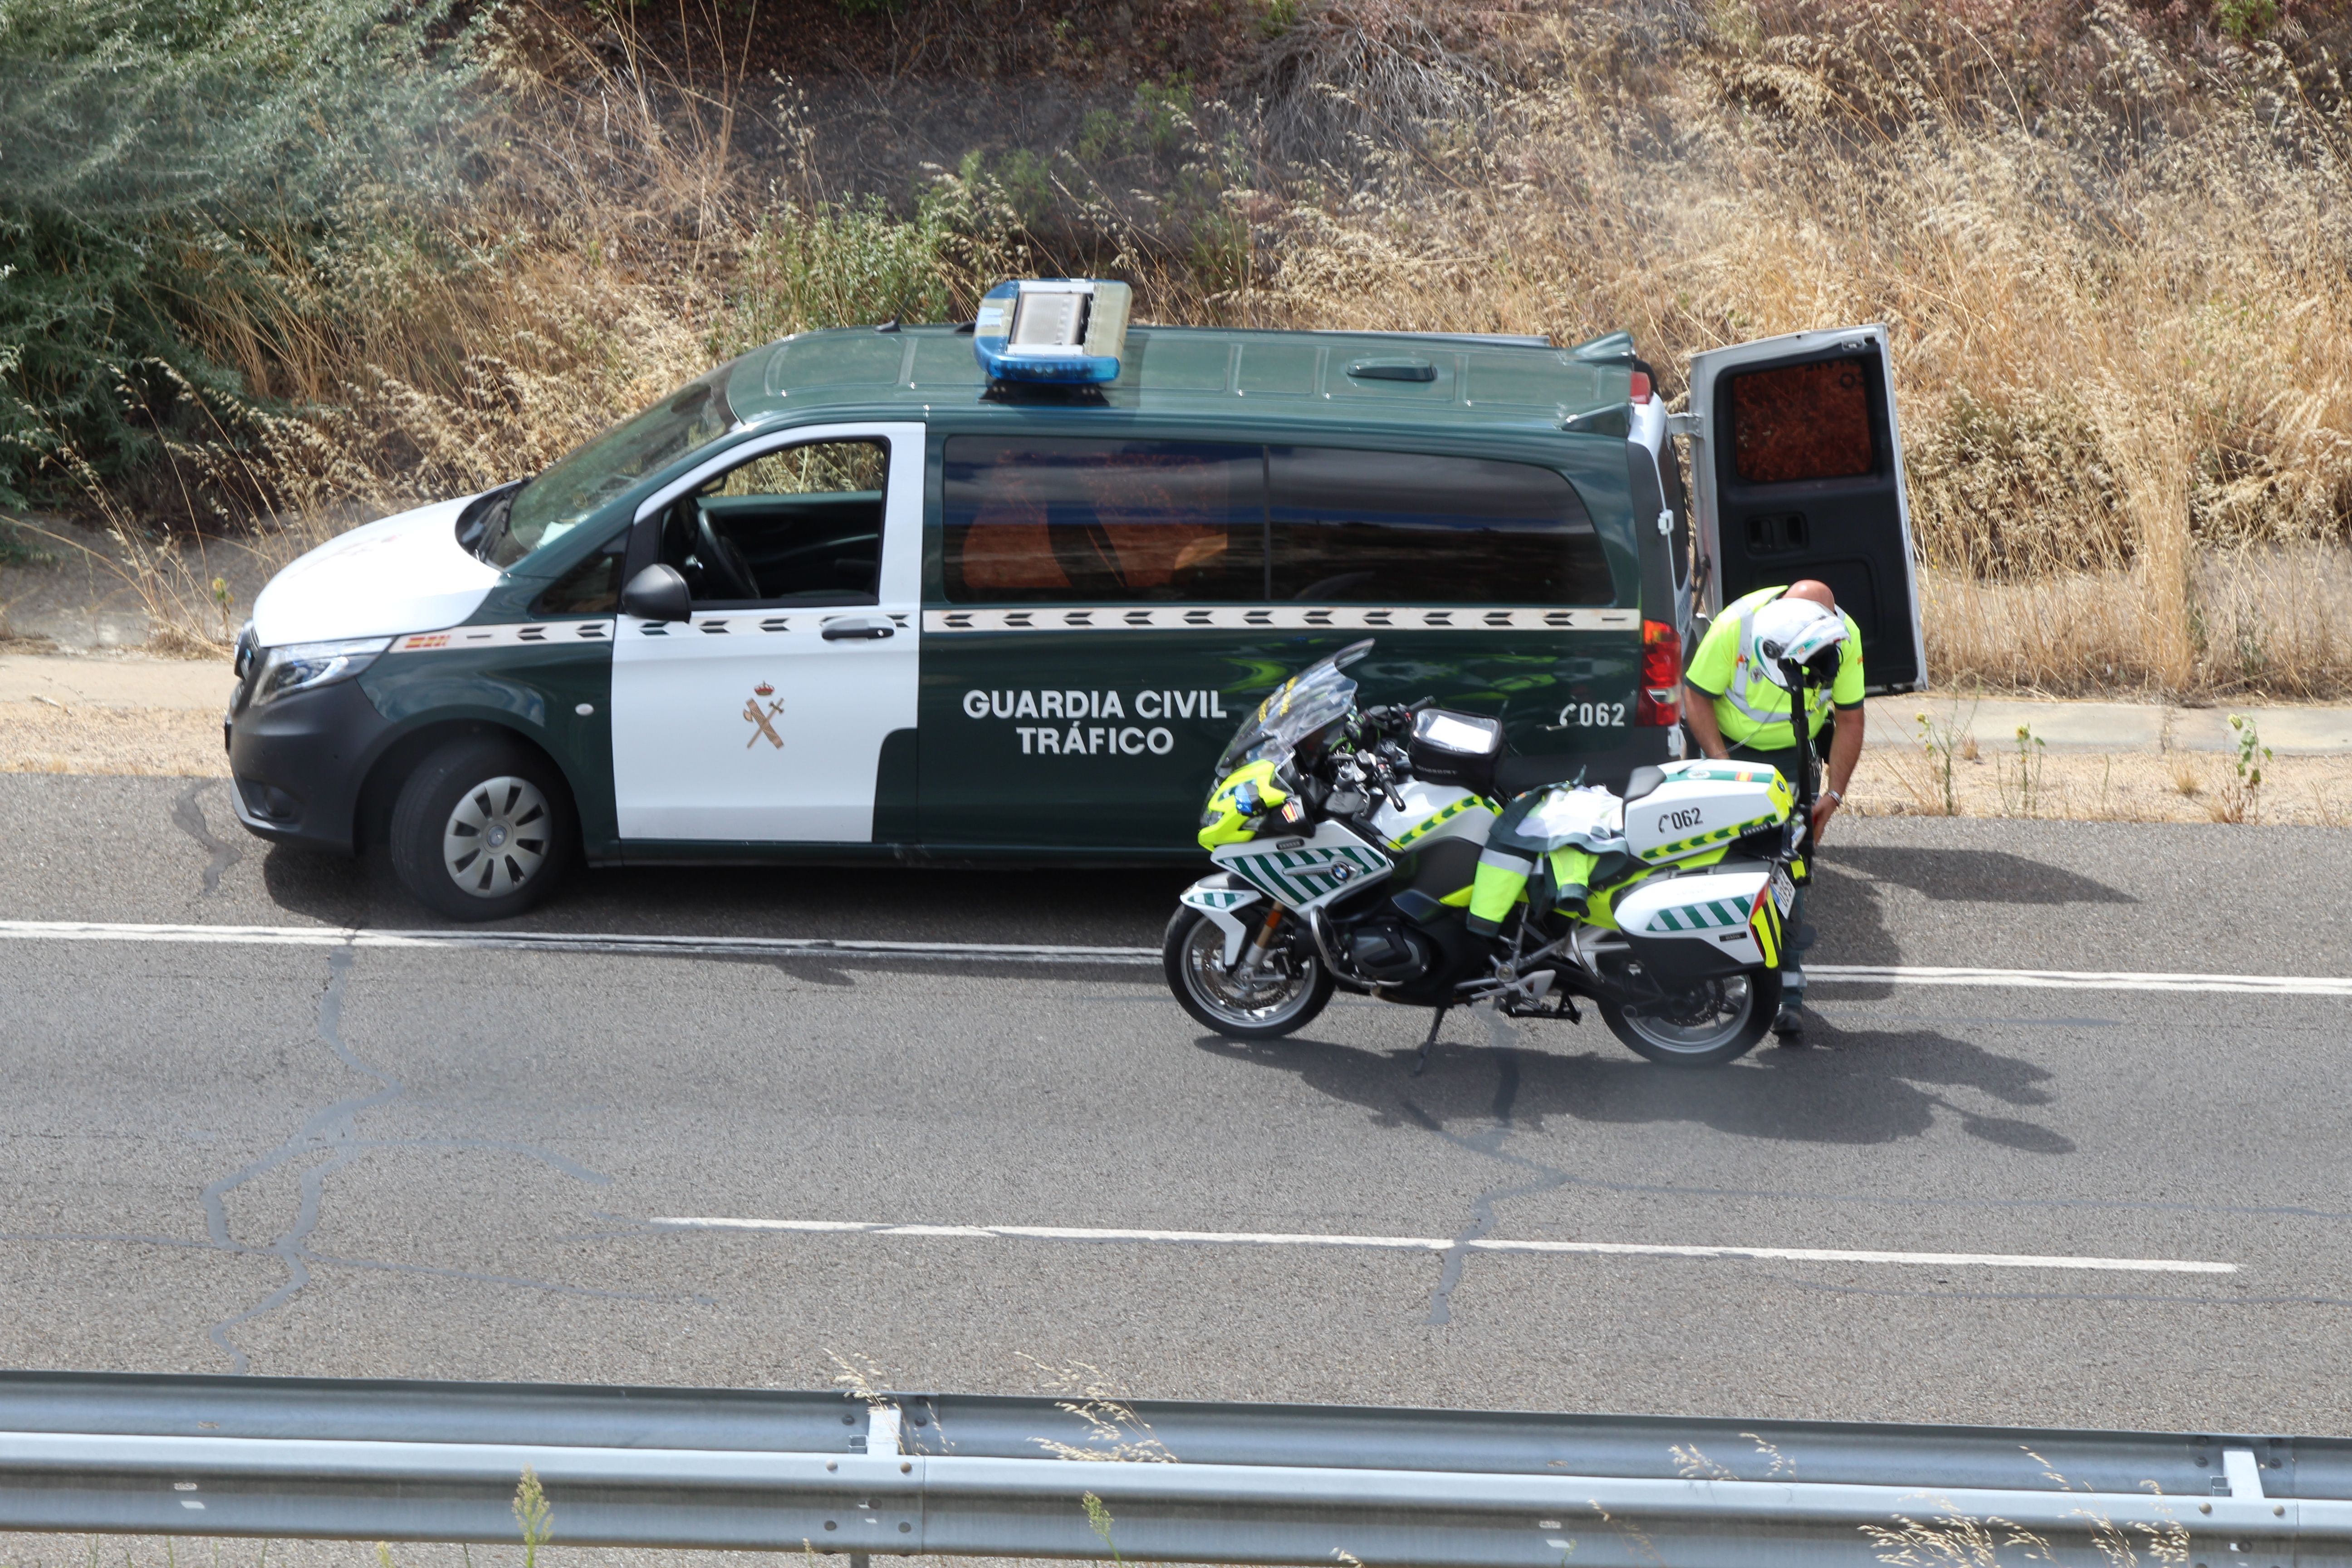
[743,683,785,750]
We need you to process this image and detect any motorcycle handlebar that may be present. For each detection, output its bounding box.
[1357,697,1435,737]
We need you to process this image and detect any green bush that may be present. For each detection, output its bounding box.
[716,172,1031,353]
[719,197,965,352]
[0,0,476,509]
[2215,0,2278,41]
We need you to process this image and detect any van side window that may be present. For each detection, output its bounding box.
[1267,447,1610,605]
[1727,358,1875,484]
[941,437,1265,603]
[660,438,888,606]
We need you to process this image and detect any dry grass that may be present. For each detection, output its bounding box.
[1921,547,2352,699]
[1227,0,2352,697]
[36,0,2352,694]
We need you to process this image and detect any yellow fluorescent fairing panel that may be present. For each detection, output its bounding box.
[1199,758,1288,849]
[1749,889,1782,967]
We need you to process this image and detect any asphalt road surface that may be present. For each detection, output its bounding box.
[5,773,2352,1454]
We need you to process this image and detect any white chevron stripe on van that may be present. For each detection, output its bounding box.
[923,605,1640,633]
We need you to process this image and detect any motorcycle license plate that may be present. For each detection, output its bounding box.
[1770,865,1797,916]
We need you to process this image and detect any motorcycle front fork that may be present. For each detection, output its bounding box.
[1233,905,1285,978]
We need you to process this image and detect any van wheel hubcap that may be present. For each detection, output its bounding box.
[442,776,550,898]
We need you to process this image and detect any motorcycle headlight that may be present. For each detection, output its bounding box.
[250,636,392,706]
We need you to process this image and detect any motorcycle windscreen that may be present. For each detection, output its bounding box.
[1686,327,1925,694]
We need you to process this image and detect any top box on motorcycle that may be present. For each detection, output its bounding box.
[1408,708,1504,797]
[1620,760,1793,862]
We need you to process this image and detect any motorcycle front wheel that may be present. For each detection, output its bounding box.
[1163,907,1334,1040]
[1599,967,1781,1067]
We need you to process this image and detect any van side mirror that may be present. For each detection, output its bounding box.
[620,564,691,623]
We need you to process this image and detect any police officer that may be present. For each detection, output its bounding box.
[1681,579,1865,1038]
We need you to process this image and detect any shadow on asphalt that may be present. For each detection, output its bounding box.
[1194,1013,2075,1154]
[256,842,1193,946]
[1827,845,2136,905]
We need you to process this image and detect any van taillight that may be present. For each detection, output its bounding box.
[1635,619,1681,726]
[1629,371,1652,404]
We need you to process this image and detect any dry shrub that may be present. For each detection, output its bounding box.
[1250,0,1505,168]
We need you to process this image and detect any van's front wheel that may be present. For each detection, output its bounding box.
[1164,908,1332,1040]
[389,737,573,921]
[1599,967,1779,1067]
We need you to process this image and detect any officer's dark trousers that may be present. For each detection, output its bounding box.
[1725,741,1809,1010]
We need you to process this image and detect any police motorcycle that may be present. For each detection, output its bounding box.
[1162,637,1833,1068]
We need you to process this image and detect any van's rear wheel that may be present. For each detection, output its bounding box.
[390,737,573,921]
[1600,968,1779,1067]
[1164,908,1333,1040]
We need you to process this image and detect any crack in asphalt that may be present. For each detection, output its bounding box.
[196,946,627,1372]
[170,779,243,896]
[1410,1012,1574,1327]
[1756,1272,2352,1308]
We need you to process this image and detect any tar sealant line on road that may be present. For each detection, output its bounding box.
[0,920,1160,965]
[647,1217,2235,1274]
[1,921,2348,995]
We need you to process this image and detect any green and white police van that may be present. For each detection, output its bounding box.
[225,279,1925,919]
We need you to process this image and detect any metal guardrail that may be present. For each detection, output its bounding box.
[0,1372,2344,1567]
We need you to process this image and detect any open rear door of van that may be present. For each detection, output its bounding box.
[1679,325,1926,694]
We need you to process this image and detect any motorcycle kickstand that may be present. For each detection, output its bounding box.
[1411,1004,1450,1077]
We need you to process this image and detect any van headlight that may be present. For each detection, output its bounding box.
[250,636,392,706]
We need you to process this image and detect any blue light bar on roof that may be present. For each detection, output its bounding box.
[973,279,1132,384]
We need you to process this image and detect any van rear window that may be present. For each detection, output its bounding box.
[942,438,1265,603]
[1727,357,1876,485]
[1267,447,1609,605]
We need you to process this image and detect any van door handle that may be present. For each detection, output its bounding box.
[822,619,894,641]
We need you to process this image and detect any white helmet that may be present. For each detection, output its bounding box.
[1750,597,1846,689]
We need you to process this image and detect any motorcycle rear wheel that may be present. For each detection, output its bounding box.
[1164,908,1334,1040]
[1599,967,1781,1067]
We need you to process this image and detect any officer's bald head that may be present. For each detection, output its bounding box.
[1785,579,1836,610]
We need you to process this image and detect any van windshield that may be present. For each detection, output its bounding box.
[485,363,740,568]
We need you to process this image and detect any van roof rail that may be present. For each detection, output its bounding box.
[1303,329,1555,350]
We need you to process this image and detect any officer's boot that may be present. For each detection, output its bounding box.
[1773,971,1807,1040]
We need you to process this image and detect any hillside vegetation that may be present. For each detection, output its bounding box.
[4,0,2350,696]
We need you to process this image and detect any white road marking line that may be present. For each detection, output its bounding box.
[1809,963,2352,996]
[0,921,2343,995]
[647,1217,2235,1274]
